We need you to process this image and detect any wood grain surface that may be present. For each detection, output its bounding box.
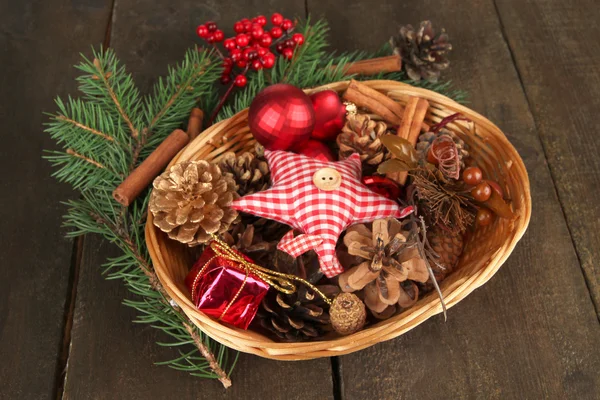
[495,0,600,317]
[0,0,112,398]
[309,0,600,398]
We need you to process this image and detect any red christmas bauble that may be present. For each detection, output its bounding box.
[248,84,315,151]
[361,176,401,200]
[294,139,335,162]
[310,90,346,141]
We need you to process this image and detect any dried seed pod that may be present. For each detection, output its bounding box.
[330,293,367,335]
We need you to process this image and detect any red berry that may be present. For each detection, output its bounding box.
[472,182,492,202]
[235,34,250,47]
[292,33,305,45]
[196,25,209,38]
[206,21,217,32]
[251,59,263,70]
[251,24,264,39]
[462,166,483,186]
[255,15,267,26]
[487,180,504,197]
[275,42,285,53]
[243,48,258,60]
[243,21,253,32]
[236,59,247,68]
[261,52,276,68]
[281,19,293,30]
[230,48,242,62]
[234,75,247,87]
[282,47,294,59]
[206,34,215,43]
[284,39,295,48]
[223,57,233,67]
[224,38,236,50]
[256,46,268,56]
[220,75,231,84]
[476,208,494,226]
[233,21,245,33]
[271,13,284,26]
[270,26,283,38]
[213,29,224,42]
[259,33,272,47]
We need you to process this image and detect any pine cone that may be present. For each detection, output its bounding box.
[337,114,390,173]
[416,128,469,169]
[255,251,340,342]
[218,151,270,196]
[338,219,428,317]
[391,21,452,82]
[426,226,464,282]
[222,221,277,267]
[149,161,239,246]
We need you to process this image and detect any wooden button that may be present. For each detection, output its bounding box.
[313,167,342,191]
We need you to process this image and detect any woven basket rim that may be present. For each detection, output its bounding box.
[145,79,532,360]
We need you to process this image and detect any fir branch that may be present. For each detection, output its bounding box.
[56,115,114,142]
[92,57,140,139]
[66,148,106,169]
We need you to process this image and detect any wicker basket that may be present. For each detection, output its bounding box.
[145,80,531,360]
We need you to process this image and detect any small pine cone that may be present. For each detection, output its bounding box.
[416,128,469,169]
[149,160,239,246]
[427,226,464,281]
[330,293,367,335]
[218,151,270,196]
[390,21,452,82]
[337,114,391,171]
[255,251,340,342]
[221,222,277,267]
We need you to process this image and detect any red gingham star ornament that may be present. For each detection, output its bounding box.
[232,150,414,278]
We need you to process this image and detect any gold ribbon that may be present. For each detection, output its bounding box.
[192,234,333,322]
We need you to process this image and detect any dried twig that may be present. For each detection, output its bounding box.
[183,322,232,388]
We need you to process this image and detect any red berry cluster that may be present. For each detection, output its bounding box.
[196,13,305,88]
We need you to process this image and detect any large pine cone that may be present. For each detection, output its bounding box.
[337,114,390,173]
[149,161,239,246]
[222,221,277,267]
[218,151,270,196]
[255,251,340,342]
[390,21,452,82]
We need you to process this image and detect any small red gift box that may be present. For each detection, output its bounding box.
[185,242,270,330]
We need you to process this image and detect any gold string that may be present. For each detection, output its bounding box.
[191,234,333,322]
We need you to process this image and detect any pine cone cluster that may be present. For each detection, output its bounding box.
[338,219,428,318]
[417,128,469,170]
[218,151,270,196]
[255,250,340,342]
[391,20,452,82]
[337,114,390,173]
[149,161,239,246]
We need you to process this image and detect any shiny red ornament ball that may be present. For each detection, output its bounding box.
[248,84,316,151]
[293,139,335,162]
[361,176,402,200]
[309,90,346,141]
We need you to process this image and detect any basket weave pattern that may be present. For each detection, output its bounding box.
[145,80,531,360]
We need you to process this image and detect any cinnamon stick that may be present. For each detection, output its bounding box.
[348,80,405,121]
[113,129,190,206]
[342,81,400,125]
[338,55,402,76]
[187,107,204,140]
[389,96,430,185]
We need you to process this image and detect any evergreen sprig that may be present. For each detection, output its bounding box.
[46,18,465,388]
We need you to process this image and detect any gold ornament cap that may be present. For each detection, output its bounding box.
[330,292,367,335]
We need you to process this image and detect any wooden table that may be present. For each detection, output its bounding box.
[2,0,599,398]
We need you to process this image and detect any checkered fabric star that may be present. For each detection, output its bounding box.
[232,150,413,278]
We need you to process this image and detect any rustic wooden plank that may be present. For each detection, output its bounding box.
[63,1,335,398]
[494,0,600,316]
[0,0,112,398]
[308,1,600,399]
